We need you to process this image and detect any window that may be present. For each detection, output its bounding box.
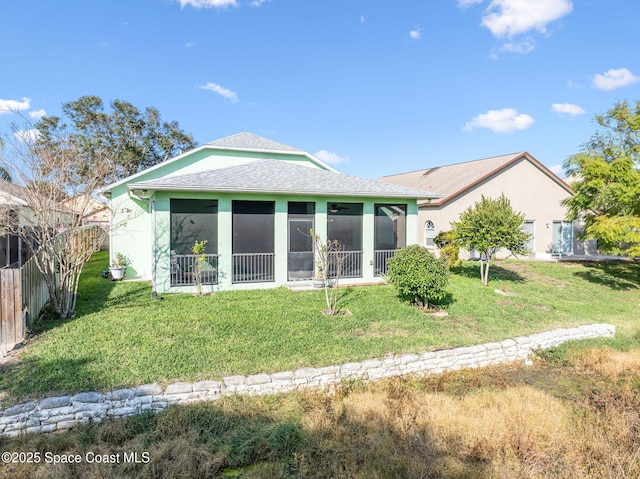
[552,221,573,255]
[522,220,534,253]
[424,220,435,248]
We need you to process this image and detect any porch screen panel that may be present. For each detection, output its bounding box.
[374,204,406,276]
[374,204,406,250]
[170,199,218,255]
[232,200,275,283]
[327,203,363,251]
[327,203,363,278]
[232,201,275,254]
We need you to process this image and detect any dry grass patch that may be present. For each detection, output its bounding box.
[573,348,640,380]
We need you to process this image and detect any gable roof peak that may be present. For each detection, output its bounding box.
[379,151,571,206]
[206,132,305,153]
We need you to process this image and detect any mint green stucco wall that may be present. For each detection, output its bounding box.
[149,193,418,293]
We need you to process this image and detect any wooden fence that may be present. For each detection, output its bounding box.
[0,225,102,356]
[0,268,23,356]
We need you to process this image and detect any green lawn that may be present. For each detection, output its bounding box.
[1,250,638,404]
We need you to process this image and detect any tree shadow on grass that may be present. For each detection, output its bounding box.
[572,261,640,291]
[450,261,526,283]
[0,357,99,404]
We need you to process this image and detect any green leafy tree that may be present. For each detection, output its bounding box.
[434,230,461,268]
[385,244,449,309]
[451,194,530,285]
[562,100,640,257]
[35,95,197,186]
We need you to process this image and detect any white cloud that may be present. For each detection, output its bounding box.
[177,0,237,8]
[198,82,239,103]
[314,149,349,165]
[551,103,586,116]
[28,109,46,119]
[0,97,31,114]
[592,68,640,91]
[13,129,39,143]
[548,164,565,177]
[463,108,534,133]
[360,15,365,23]
[185,41,196,48]
[457,0,483,9]
[250,0,269,6]
[409,27,422,40]
[499,39,535,55]
[481,0,573,38]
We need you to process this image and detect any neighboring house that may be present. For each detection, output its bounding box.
[379,152,596,259]
[0,179,81,267]
[104,132,440,293]
[0,179,36,267]
[61,195,110,229]
[61,195,110,249]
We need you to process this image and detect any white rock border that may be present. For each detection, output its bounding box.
[0,323,615,437]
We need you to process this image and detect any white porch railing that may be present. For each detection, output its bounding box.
[233,253,275,283]
[374,249,397,276]
[171,254,218,286]
[328,251,363,278]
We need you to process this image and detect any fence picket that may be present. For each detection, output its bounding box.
[0,269,22,356]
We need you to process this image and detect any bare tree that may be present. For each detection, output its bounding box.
[0,119,114,318]
[310,229,347,316]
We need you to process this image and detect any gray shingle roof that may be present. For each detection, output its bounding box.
[129,159,441,199]
[206,132,305,153]
[0,179,29,206]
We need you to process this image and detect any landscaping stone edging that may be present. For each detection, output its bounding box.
[0,323,615,437]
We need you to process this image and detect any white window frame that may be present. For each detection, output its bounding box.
[424,220,435,248]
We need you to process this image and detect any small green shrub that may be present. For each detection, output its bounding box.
[434,230,462,268]
[386,245,449,308]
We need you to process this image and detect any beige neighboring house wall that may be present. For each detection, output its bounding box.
[61,195,110,249]
[380,152,596,259]
[61,195,110,227]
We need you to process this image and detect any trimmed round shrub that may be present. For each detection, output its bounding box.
[385,244,449,308]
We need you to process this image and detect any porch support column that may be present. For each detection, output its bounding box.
[274,199,288,285]
[217,198,233,290]
[406,202,419,246]
[362,201,375,281]
[315,199,328,245]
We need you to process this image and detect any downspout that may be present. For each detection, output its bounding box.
[128,190,164,300]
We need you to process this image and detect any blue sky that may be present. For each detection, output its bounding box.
[1,0,639,179]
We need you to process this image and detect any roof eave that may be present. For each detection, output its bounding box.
[127,183,438,200]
